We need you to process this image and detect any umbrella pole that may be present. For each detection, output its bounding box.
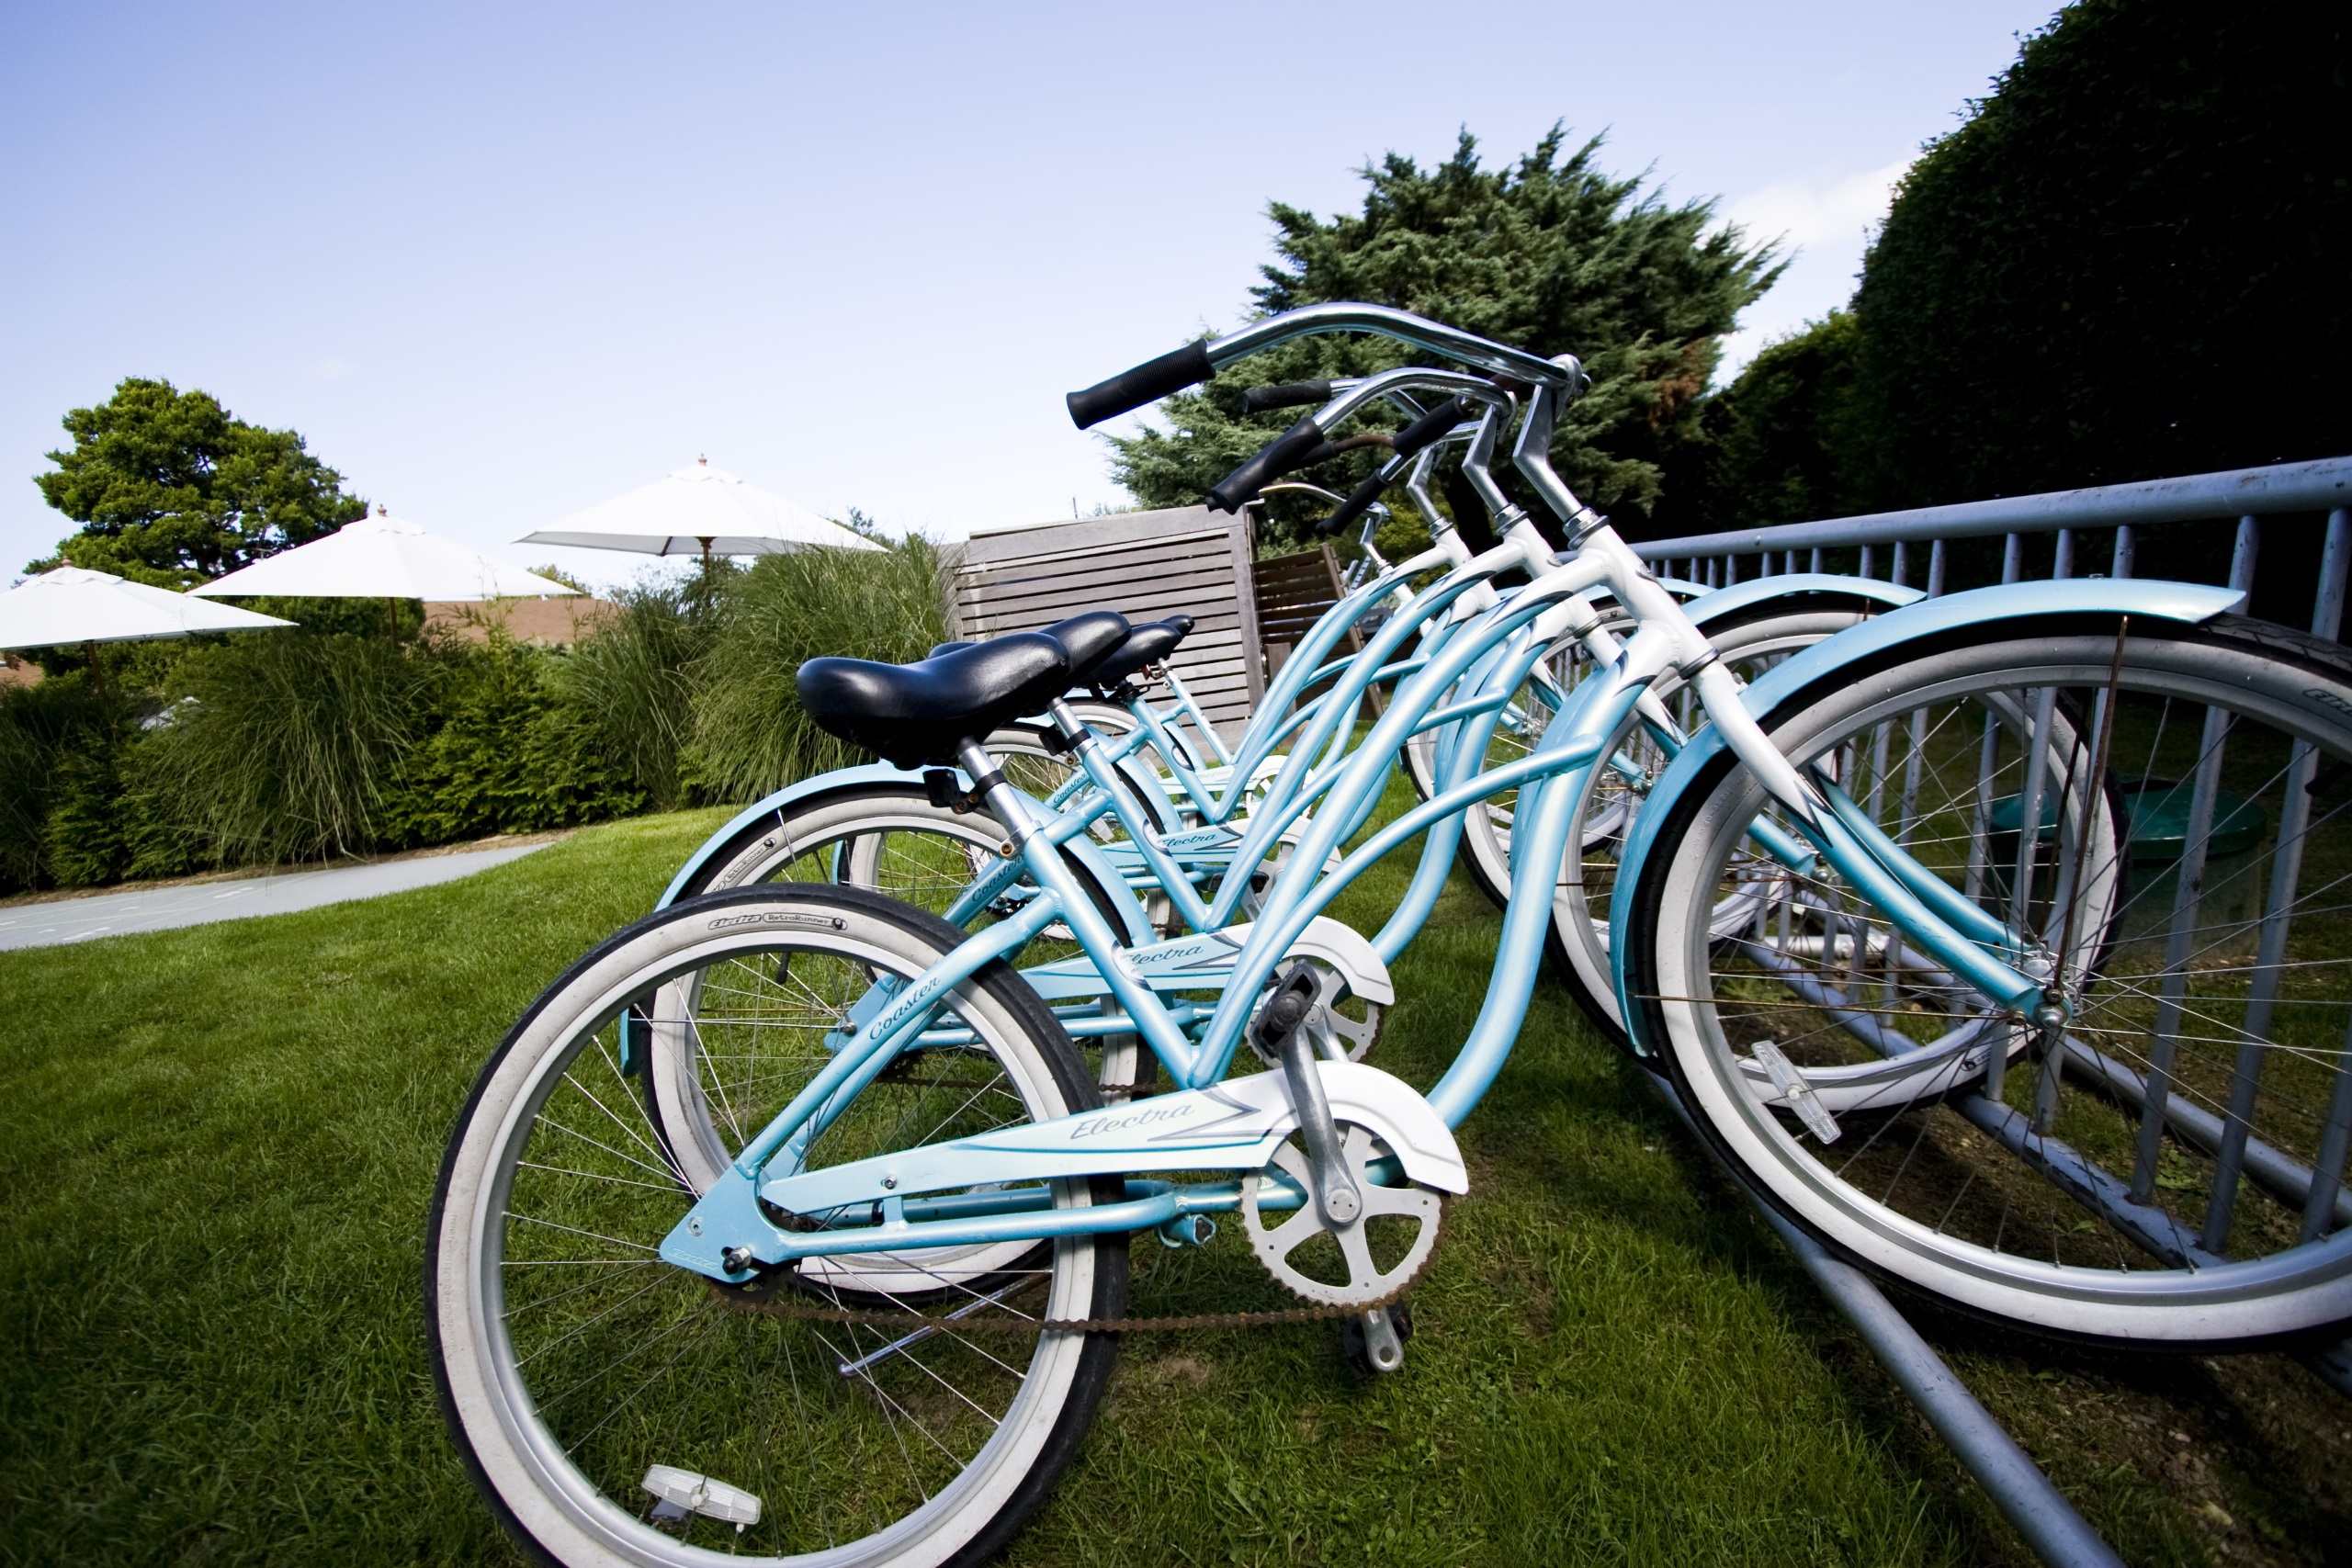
[85,639,106,698]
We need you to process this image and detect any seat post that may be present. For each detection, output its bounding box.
[955,738,1043,846]
[1046,697,1168,845]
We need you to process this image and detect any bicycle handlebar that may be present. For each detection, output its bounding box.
[1067,302,1575,429]
[1239,379,1333,414]
[1314,393,1477,536]
[1205,303,1571,390]
[1065,340,1216,429]
[1206,416,1327,513]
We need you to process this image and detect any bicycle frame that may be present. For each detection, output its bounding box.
[658,513,2052,1284]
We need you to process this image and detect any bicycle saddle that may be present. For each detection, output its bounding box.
[797,633,1075,769]
[928,612,1131,690]
[1092,615,1193,686]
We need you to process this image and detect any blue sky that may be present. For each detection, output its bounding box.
[1,1,2059,584]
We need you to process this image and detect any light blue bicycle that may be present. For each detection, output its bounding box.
[641,366,1917,1102]
[430,303,2352,1566]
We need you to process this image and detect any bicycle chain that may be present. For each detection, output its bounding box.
[709,1217,1442,1336]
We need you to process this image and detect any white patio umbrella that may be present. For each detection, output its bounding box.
[190,507,579,603]
[1,566,298,650]
[0,565,297,694]
[516,456,884,569]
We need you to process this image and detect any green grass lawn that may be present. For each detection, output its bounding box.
[1,799,2342,1564]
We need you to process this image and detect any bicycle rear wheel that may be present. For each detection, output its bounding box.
[650,785,1145,1195]
[429,885,1125,1566]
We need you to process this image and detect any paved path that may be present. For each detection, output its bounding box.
[0,841,551,953]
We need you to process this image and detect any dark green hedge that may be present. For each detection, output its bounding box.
[1849,0,2349,510]
[1,635,648,896]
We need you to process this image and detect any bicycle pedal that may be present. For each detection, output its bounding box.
[1248,963,1321,1057]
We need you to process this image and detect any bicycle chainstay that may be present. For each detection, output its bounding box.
[708,1075,1446,1335]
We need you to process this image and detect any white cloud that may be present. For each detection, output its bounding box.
[314,356,353,382]
[1724,159,1909,252]
[1713,159,1909,378]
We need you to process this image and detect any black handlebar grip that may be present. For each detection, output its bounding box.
[1066,340,1216,429]
[1239,379,1334,415]
[1315,470,1391,536]
[1206,416,1325,513]
[1391,392,1477,460]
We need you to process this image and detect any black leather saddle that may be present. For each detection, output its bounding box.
[1092,614,1193,686]
[800,612,1130,769]
[927,611,1131,689]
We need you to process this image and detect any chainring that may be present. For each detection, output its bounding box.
[1238,1123,1443,1309]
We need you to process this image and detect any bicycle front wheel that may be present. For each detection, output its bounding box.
[1625,614,2352,1347]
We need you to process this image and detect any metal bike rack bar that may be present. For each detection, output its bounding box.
[1632,456,2352,1564]
[1651,1081,2126,1568]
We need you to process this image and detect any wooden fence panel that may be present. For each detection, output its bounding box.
[949,506,1263,740]
[1252,544,1349,673]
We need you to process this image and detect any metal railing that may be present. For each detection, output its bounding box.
[1638,455,2352,606]
[1629,456,2352,1565]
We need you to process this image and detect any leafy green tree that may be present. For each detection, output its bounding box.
[1851,1,2349,509]
[1674,312,1867,527]
[1107,126,1781,547]
[30,377,367,585]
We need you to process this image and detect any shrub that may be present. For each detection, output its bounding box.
[387,634,643,843]
[685,538,947,800]
[0,674,123,894]
[41,730,130,887]
[1671,313,1867,530]
[560,578,708,811]
[1851,2,2349,511]
[132,631,443,867]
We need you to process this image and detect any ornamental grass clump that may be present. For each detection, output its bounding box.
[559,577,708,812]
[685,536,946,800]
[133,630,444,867]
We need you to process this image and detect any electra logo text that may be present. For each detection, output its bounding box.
[1070,1102,1198,1141]
[1147,938,1229,969]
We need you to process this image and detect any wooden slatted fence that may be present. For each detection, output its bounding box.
[1253,544,1347,674]
[948,506,1264,741]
